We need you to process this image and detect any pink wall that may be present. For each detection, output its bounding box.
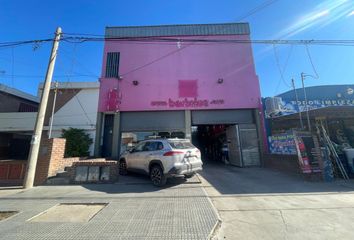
[98,35,261,112]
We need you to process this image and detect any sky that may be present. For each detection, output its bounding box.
[0,0,353,97]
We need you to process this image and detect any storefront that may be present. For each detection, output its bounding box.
[264,85,354,178]
[264,84,354,148]
[95,23,264,166]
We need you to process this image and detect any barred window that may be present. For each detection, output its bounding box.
[105,52,120,78]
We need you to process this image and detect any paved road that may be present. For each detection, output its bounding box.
[199,163,354,240]
[0,175,219,240]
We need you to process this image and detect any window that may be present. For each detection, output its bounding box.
[133,142,145,152]
[143,142,164,151]
[168,141,195,149]
[19,103,37,112]
[105,52,120,78]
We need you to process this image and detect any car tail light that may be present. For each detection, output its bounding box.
[163,151,184,156]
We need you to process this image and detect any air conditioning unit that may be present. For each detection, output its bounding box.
[265,97,283,116]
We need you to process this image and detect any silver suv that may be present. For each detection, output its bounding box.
[119,138,203,186]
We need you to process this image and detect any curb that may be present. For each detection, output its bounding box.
[197,174,223,240]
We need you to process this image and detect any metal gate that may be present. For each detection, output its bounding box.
[226,124,260,167]
[191,109,253,125]
[120,111,185,132]
[239,124,260,167]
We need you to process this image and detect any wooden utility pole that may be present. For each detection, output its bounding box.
[23,27,62,189]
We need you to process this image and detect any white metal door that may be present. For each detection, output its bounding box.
[239,124,260,167]
[226,125,243,167]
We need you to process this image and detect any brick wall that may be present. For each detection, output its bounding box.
[34,138,80,185]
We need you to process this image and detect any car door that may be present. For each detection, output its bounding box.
[140,141,164,172]
[127,141,146,169]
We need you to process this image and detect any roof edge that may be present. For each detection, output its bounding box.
[0,83,39,103]
[105,22,250,38]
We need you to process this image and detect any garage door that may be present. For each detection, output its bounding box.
[121,111,185,132]
[191,109,254,125]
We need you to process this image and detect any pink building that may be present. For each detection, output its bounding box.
[95,23,264,167]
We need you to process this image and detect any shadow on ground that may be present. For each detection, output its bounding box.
[200,162,354,195]
[82,172,201,194]
[0,173,203,200]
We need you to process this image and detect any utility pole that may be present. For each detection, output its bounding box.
[301,72,311,132]
[48,81,59,138]
[291,78,304,129]
[23,27,62,189]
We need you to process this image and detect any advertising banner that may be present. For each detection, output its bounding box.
[268,131,322,174]
[264,85,354,118]
[293,131,322,174]
[268,133,297,155]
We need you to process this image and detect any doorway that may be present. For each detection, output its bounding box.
[192,124,260,167]
[102,114,114,157]
[192,125,230,164]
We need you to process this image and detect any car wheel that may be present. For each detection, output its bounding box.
[184,173,195,179]
[150,165,167,187]
[119,159,128,175]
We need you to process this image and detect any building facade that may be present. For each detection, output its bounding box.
[96,23,264,167]
[0,82,99,160]
[0,84,39,160]
[264,84,354,150]
[40,82,99,155]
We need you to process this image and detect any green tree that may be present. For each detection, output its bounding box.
[61,128,93,157]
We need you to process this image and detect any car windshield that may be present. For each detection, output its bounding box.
[168,140,195,149]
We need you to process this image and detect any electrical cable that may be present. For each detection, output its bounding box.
[63,0,280,38]
[273,44,292,90]
[2,37,354,49]
[305,44,320,79]
[0,112,97,119]
[11,47,14,87]
[273,45,294,95]
[60,43,94,125]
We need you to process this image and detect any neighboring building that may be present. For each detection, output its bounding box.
[264,84,354,149]
[96,23,264,167]
[40,82,99,155]
[0,84,39,160]
[0,82,99,160]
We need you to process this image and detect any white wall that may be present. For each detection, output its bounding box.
[46,88,99,156]
[0,112,36,131]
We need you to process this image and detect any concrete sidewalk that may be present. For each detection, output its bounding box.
[199,164,354,240]
[0,175,219,240]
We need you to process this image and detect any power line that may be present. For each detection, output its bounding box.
[273,45,294,95]
[0,73,98,79]
[235,0,279,21]
[0,112,97,119]
[59,46,100,78]
[2,36,354,49]
[0,38,53,49]
[273,44,292,89]
[305,44,319,79]
[59,42,94,125]
[121,46,186,77]
[63,0,280,39]
[62,36,354,46]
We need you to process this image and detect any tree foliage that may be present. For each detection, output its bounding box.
[61,128,93,157]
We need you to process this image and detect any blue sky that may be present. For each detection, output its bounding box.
[0,0,353,97]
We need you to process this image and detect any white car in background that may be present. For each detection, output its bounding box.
[119,139,203,186]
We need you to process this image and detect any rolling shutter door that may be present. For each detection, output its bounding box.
[191,109,254,125]
[120,111,185,132]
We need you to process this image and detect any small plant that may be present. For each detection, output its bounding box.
[61,128,93,157]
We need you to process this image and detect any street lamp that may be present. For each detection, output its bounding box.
[301,72,318,132]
